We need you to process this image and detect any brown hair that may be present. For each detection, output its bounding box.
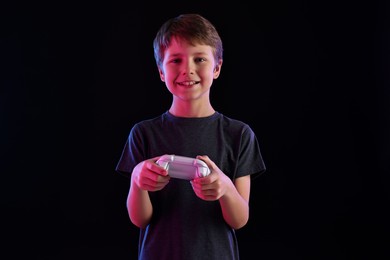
[153,13,223,69]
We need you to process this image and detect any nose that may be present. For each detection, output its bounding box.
[182,60,194,75]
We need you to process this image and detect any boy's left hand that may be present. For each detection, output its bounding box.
[190,155,235,201]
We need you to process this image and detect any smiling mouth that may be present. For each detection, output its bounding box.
[177,81,200,86]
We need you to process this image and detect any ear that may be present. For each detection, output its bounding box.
[158,67,165,82]
[213,59,223,79]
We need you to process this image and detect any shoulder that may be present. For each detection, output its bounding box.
[127,113,167,140]
[217,113,253,133]
[132,112,167,128]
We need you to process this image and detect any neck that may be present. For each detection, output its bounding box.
[169,103,215,118]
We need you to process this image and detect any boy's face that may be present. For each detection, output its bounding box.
[158,37,222,102]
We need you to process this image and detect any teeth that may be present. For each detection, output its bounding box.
[179,81,197,86]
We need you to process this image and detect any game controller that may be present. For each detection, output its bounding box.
[156,155,211,180]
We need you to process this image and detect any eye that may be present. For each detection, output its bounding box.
[169,58,181,64]
[195,57,206,63]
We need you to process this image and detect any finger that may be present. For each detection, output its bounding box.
[146,160,168,176]
[196,155,210,164]
[141,175,170,190]
[196,155,216,171]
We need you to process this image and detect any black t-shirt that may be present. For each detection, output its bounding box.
[116,111,266,260]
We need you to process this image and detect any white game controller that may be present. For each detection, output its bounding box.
[156,154,211,180]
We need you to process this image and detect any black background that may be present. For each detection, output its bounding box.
[1,1,389,259]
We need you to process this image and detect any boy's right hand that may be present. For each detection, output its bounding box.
[131,156,171,191]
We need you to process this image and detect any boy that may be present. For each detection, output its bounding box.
[116,13,266,260]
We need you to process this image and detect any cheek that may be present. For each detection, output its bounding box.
[205,69,217,80]
[162,66,178,78]
[162,72,174,83]
[199,66,215,76]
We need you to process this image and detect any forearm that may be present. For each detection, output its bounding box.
[127,179,153,228]
[219,183,250,230]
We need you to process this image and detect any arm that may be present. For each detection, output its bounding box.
[219,175,250,229]
[127,158,171,228]
[191,155,251,230]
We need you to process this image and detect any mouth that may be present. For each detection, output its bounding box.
[177,80,200,86]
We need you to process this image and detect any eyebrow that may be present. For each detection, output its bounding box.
[167,51,211,57]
